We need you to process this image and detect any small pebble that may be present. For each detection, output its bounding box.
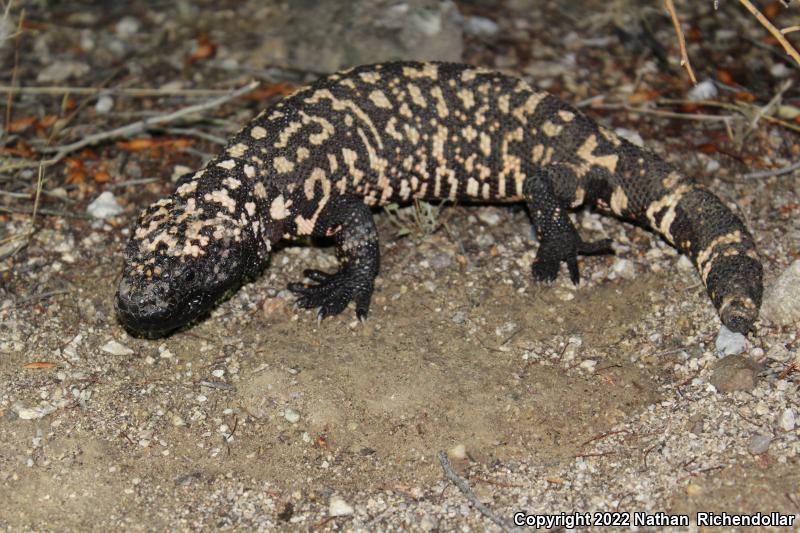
[100,340,134,356]
[449,443,467,460]
[688,79,718,101]
[475,233,495,248]
[94,95,114,114]
[611,258,635,279]
[115,16,140,38]
[14,404,55,420]
[87,192,124,219]
[428,251,453,270]
[710,355,759,393]
[715,326,746,356]
[477,209,502,226]
[613,128,644,147]
[747,433,772,455]
[329,496,353,517]
[771,63,791,78]
[284,408,300,423]
[676,255,693,272]
[464,16,499,37]
[686,483,703,496]
[766,344,790,362]
[37,61,90,83]
[779,408,795,432]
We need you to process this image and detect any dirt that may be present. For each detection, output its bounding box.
[1,1,799,531]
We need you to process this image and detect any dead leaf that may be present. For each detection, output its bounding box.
[764,2,781,19]
[93,170,111,183]
[36,114,59,130]
[244,83,297,102]
[187,32,217,63]
[697,143,718,154]
[7,116,37,133]
[117,138,192,153]
[0,142,34,158]
[24,361,58,369]
[627,90,660,105]
[717,69,735,86]
[64,157,87,184]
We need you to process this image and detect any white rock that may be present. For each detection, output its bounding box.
[771,63,791,78]
[780,408,795,431]
[748,433,771,455]
[688,79,718,101]
[14,403,55,420]
[101,340,134,356]
[329,496,354,516]
[477,208,502,226]
[37,61,90,83]
[284,408,300,423]
[715,326,746,356]
[95,95,114,114]
[115,16,141,38]
[704,158,720,173]
[449,443,467,460]
[611,258,635,279]
[465,16,499,37]
[87,191,124,219]
[677,255,694,272]
[614,128,644,147]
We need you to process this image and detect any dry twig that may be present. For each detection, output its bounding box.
[0,81,258,173]
[437,450,519,533]
[3,3,23,138]
[40,81,258,159]
[744,159,800,179]
[738,0,800,67]
[664,0,697,84]
[0,85,233,97]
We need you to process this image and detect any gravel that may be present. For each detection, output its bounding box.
[1,1,798,530]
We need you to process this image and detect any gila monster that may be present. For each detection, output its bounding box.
[115,61,763,338]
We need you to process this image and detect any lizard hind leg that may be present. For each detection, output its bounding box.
[523,165,614,284]
[287,196,379,321]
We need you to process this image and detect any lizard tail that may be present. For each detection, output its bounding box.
[643,182,762,333]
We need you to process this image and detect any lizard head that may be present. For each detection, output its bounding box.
[115,182,271,338]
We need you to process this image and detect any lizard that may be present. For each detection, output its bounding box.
[115,61,763,338]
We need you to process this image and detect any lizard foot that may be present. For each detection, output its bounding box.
[532,235,614,284]
[288,268,374,321]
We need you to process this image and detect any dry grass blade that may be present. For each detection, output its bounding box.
[40,81,259,158]
[738,0,800,66]
[437,450,520,533]
[664,0,697,84]
[1,161,47,261]
[0,86,233,97]
[0,81,259,174]
[3,2,24,138]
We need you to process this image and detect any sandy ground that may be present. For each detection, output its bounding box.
[1,1,799,531]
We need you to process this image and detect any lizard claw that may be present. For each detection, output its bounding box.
[532,235,614,285]
[288,268,374,320]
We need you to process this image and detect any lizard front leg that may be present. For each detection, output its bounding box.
[524,165,614,284]
[288,196,379,320]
